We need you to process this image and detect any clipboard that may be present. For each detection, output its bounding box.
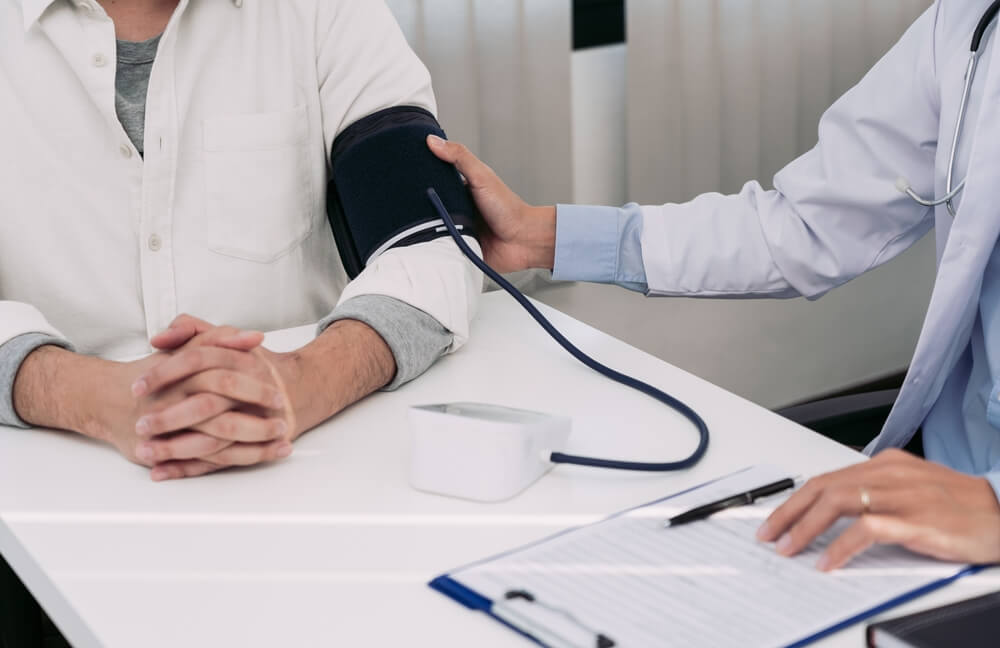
[428,465,982,648]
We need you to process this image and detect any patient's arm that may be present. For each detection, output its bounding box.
[136,316,395,480]
[11,327,295,480]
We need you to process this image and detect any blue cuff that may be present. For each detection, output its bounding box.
[552,203,648,292]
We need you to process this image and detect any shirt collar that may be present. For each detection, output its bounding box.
[19,0,60,31]
[19,0,244,32]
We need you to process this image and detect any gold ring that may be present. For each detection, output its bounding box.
[859,488,872,515]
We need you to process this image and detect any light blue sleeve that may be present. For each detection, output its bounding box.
[551,203,648,293]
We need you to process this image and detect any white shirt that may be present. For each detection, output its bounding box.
[0,0,481,359]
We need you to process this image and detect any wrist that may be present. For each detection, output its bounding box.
[13,346,115,438]
[522,205,557,270]
[273,319,395,438]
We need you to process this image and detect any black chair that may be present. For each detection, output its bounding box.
[775,371,923,456]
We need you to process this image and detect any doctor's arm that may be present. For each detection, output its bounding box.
[430,2,944,299]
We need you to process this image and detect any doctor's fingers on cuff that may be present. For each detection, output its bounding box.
[426,136,496,189]
[134,431,234,465]
[134,346,265,397]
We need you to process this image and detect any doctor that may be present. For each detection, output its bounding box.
[427,0,1000,569]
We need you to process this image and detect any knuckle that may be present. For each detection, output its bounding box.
[858,516,881,536]
[182,349,203,373]
[150,442,168,462]
[831,485,858,510]
[215,326,239,340]
[802,476,825,494]
[880,448,909,463]
[194,394,218,419]
[217,371,238,394]
[219,414,239,439]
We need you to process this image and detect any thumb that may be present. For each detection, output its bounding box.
[427,135,493,189]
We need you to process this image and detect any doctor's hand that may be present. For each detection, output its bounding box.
[756,449,1000,570]
[427,135,557,273]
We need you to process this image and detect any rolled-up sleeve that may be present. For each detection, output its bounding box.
[0,332,74,428]
[318,294,452,390]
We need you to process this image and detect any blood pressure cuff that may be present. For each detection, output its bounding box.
[327,106,481,279]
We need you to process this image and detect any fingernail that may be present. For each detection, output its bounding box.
[275,420,288,438]
[816,554,833,571]
[272,394,285,409]
[135,416,152,435]
[131,379,148,397]
[776,533,794,555]
[151,468,166,482]
[238,330,262,341]
[136,444,153,462]
[756,521,772,541]
[277,443,293,458]
[427,134,445,146]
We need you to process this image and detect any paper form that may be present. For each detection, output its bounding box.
[449,465,969,647]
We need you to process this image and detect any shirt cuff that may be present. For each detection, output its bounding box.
[552,203,648,292]
[0,333,74,428]
[317,294,453,391]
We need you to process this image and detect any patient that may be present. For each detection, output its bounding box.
[0,0,481,481]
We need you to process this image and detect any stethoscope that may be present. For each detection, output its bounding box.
[898,0,1000,216]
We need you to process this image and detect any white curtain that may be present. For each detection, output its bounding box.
[626,0,932,203]
[385,0,573,207]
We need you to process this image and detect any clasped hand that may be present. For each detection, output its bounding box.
[103,315,297,481]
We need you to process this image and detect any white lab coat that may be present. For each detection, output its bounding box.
[635,1,998,452]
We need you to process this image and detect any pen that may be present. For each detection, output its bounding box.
[664,477,796,527]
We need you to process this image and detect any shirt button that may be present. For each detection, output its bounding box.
[92,52,108,68]
[148,234,162,252]
[120,144,133,159]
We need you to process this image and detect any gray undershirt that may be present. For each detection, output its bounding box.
[0,36,454,427]
[115,34,160,154]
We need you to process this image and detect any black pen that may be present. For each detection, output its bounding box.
[664,477,797,527]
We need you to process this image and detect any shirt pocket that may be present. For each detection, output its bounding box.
[203,106,315,263]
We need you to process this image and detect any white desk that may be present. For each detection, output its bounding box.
[1,292,996,647]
